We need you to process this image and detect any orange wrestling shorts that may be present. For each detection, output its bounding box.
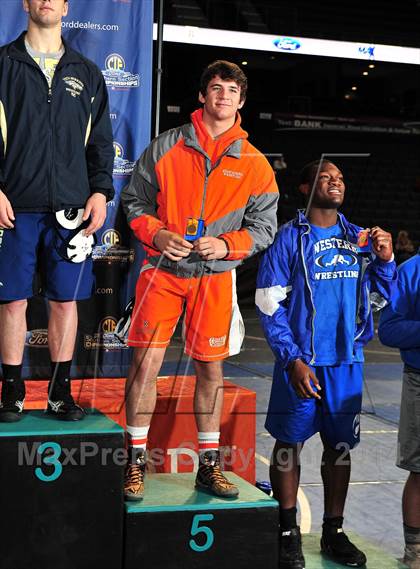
[128,266,244,361]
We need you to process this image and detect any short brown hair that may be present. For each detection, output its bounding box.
[200,60,248,102]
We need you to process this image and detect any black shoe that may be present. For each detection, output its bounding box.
[195,450,239,498]
[404,542,420,569]
[279,526,305,569]
[47,378,84,421]
[321,525,367,567]
[0,379,25,422]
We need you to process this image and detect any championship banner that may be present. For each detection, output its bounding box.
[0,0,153,379]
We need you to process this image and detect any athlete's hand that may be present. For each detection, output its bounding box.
[83,193,107,236]
[288,359,321,399]
[369,226,393,262]
[153,229,193,261]
[0,190,15,229]
[194,237,228,260]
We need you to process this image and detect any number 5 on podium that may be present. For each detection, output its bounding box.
[189,513,215,552]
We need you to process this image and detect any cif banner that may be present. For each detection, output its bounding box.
[0,0,153,379]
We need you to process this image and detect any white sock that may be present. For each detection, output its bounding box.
[126,424,150,451]
[198,431,220,454]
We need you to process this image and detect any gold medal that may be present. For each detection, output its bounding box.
[184,217,205,241]
[186,218,199,237]
[357,230,369,248]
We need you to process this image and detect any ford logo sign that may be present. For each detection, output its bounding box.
[273,37,301,51]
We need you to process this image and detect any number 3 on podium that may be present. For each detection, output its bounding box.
[189,513,215,552]
[35,442,63,482]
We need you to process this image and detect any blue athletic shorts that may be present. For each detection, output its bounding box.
[0,213,94,301]
[265,362,363,450]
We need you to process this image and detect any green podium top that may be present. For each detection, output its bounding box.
[0,409,124,437]
[126,472,277,514]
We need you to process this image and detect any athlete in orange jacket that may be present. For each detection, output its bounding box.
[121,60,279,501]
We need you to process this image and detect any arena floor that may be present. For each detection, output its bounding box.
[161,307,406,560]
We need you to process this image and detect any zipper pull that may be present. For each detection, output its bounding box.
[47,87,52,103]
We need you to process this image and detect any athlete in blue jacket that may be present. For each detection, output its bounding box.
[379,253,420,569]
[256,160,396,569]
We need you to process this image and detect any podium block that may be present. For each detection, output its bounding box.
[148,376,256,483]
[0,410,125,569]
[124,472,278,569]
[26,376,257,483]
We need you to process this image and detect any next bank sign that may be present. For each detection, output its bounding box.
[156,24,420,66]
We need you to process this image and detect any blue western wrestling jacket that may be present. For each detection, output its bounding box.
[256,210,397,368]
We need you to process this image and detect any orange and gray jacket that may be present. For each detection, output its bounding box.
[0,33,114,211]
[121,110,279,277]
